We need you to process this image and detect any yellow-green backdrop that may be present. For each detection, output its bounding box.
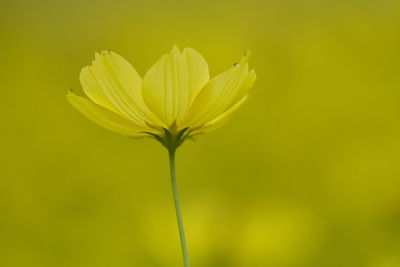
[1,0,400,266]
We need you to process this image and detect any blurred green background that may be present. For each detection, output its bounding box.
[1,0,400,266]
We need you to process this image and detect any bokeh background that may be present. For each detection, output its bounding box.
[1,0,400,266]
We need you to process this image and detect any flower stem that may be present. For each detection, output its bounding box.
[168,148,190,267]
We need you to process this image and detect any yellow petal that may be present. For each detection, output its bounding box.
[142,46,209,128]
[193,95,248,134]
[80,51,163,128]
[80,66,117,113]
[183,53,256,128]
[67,91,148,137]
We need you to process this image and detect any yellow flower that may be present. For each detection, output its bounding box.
[67,46,256,149]
[67,46,256,266]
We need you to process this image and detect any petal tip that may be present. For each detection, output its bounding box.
[171,45,181,55]
[240,51,251,64]
[66,90,81,101]
[80,65,89,75]
[66,89,74,97]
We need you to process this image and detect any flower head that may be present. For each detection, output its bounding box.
[67,46,256,149]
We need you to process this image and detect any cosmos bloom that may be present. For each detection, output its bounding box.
[67,46,256,149]
[68,46,255,267]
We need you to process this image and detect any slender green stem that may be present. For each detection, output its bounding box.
[168,148,190,267]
